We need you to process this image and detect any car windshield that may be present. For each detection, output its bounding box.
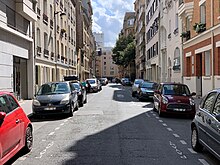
[72,83,80,90]
[87,80,96,84]
[163,84,190,96]
[134,79,143,84]
[141,82,157,89]
[37,83,70,95]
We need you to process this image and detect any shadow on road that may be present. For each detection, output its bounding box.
[29,114,68,122]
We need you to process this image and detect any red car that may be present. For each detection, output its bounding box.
[0,92,33,164]
[153,83,196,117]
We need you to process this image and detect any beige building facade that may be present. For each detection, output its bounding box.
[34,0,77,92]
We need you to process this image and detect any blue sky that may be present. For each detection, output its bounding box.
[91,0,134,47]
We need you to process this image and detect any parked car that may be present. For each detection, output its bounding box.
[121,78,132,86]
[33,81,78,117]
[99,78,108,86]
[0,92,33,164]
[191,89,220,160]
[137,81,158,101]
[71,81,87,107]
[86,78,102,92]
[153,82,196,117]
[131,79,144,97]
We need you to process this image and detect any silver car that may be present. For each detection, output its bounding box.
[131,79,144,97]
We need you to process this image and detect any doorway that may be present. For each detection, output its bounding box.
[196,54,202,96]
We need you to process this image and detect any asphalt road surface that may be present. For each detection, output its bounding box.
[8,83,220,165]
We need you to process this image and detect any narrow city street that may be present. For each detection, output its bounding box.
[9,83,219,165]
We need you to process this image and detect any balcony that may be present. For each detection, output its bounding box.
[37,46,41,56]
[193,23,206,34]
[180,30,191,41]
[178,1,194,22]
[61,56,65,63]
[57,54,60,61]
[15,0,37,21]
[44,49,49,58]
[51,52,54,60]
[50,19,53,29]
[43,13,48,24]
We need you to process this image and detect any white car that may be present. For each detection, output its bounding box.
[86,78,102,92]
[131,79,144,97]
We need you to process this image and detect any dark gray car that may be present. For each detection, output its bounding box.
[33,81,78,117]
[191,89,220,160]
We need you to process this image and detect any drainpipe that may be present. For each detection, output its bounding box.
[211,0,215,90]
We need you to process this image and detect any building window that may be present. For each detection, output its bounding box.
[205,51,210,76]
[173,47,180,71]
[175,14,178,29]
[104,62,106,65]
[200,2,206,24]
[50,37,53,52]
[43,0,47,15]
[110,71,114,75]
[186,16,190,31]
[6,7,15,28]
[50,5,53,18]
[37,28,41,46]
[44,32,48,50]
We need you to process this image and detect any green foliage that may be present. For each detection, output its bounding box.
[112,34,135,67]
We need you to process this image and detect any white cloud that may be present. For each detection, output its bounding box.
[91,0,134,47]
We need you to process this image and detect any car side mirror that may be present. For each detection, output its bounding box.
[191,92,196,96]
[0,112,6,121]
[215,114,220,122]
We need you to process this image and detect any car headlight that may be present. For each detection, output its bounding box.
[189,98,195,106]
[33,99,41,106]
[78,91,82,95]
[60,97,70,105]
[162,96,168,104]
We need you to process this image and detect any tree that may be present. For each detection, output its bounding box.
[112,34,135,67]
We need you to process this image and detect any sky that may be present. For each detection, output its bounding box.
[91,0,134,47]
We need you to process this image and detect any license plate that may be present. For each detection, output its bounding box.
[174,108,185,111]
[44,107,56,110]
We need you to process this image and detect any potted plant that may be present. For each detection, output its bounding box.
[180,31,190,40]
[193,23,206,33]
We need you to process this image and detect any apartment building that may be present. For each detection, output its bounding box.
[134,0,146,79]
[93,32,104,78]
[34,0,77,92]
[146,0,160,82]
[75,0,94,81]
[0,0,37,99]
[159,0,182,83]
[179,0,220,96]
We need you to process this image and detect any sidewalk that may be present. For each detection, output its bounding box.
[19,99,33,117]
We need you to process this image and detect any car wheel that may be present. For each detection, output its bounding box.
[74,101,79,111]
[132,92,135,97]
[23,126,33,153]
[68,103,74,116]
[191,126,203,152]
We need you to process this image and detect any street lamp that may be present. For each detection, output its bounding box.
[54,10,66,81]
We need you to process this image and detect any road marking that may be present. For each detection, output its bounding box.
[156,117,159,119]
[169,141,187,159]
[167,128,173,131]
[188,148,197,154]
[159,120,163,122]
[153,114,156,116]
[60,123,64,126]
[145,113,151,117]
[180,140,187,145]
[18,157,27,161]
[198,159,210,165]
[48,132,55,136]
[55,127,60,130]
[163,123,167,126]
[150,111,153,113]
[35,141,54,159]
[173,133,180,138]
